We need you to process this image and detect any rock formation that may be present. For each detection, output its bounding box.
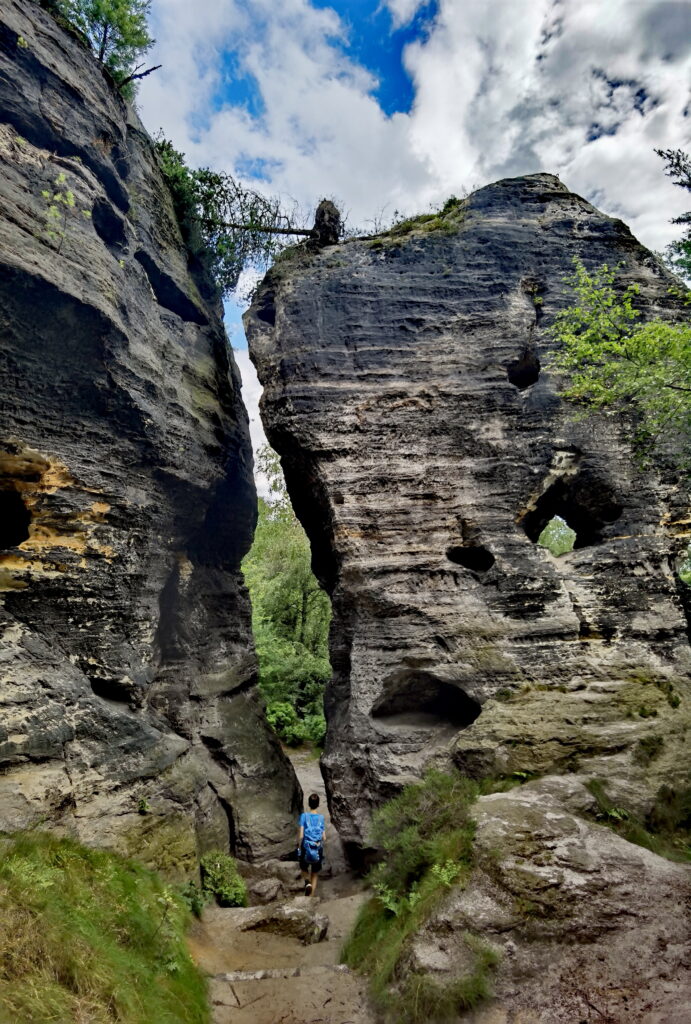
[246,175,690,855]
[247,172,691,1017]
[0,0,300,870]
[413,777,691,1023]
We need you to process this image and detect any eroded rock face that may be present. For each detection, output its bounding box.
[0,0,300,868]
[246,174,690,853]
[414,778,691,1023]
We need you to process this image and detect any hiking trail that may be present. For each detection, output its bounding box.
[188,750,377,1024]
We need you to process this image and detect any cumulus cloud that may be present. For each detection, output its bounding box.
[137,0,691,472]
[232,348,270,497]
[384,0,428,29]
[139,0,691,250]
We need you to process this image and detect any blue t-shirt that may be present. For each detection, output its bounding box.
[299,811,325,844]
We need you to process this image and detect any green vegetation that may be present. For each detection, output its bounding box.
[242,446,330,748]
[40,170,92,250]
[586,779,691,862]
[0,832,208,1023]
[548,257,691,470]
[198,851,247,908]
[43,1,154,94]
[657,148,691,280]
[537,514,576,556]
[342,770,501,1021]
[155,138,311,297]
[381,195,466,241]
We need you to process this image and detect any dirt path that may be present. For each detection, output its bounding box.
[189,750,377,1024]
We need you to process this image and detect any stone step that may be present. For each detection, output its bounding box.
[214,963,353,983]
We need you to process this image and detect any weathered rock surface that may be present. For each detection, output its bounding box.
[0,0,300,868]
[246,174,691,854]
[204,898,329,945]
[411,778,691,1023]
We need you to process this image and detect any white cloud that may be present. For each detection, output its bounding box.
[384,0,427,29]
[232,348,271,498]
[137,0,691,486]
[139,0,691,250]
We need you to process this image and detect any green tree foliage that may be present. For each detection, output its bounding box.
[548,258,691,469]
[537,515,576,556]
[656,148,691,279]
[155,138,311,297]
[51,0,153,87]
[242,446,330,747]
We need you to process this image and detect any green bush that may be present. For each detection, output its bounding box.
[0,833,209,1023]
[586,779,691,862]
[342,770,500,1021]
[199,851,247,907]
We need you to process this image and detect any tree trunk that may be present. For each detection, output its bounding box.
[98,23,109,63]
[201,218,314,238]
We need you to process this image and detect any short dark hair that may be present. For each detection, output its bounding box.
[308,792,320,809]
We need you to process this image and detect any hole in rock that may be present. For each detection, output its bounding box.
[507,348,541,390]
[537,515,576,556]
[134,249,208,325]
[254,290,276,326]
[446,544,495,573]
[522,473,622,550]
[0,489,31,549]
[372,673,481,730]
[91,197,127,251]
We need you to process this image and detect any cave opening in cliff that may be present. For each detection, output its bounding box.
[446,544,495,573]
[522,474,623,550]
[507,347,541,390]
[0,488,31,549]
[372,672,481,730]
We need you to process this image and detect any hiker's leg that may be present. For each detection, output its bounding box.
[311,871,318,895]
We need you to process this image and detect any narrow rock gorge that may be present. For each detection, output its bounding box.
[247,177,691,1016]
[0,0,300,870]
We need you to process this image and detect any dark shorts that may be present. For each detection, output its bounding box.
[299,851,323,873]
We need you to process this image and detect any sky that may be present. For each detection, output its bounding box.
[137,0,691,492]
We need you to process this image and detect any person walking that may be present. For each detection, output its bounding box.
[297,792,326,896]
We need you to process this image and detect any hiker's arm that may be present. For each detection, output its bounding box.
[297,825,304,843]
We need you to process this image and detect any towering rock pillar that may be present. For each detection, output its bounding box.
[247,175,690,853]
[0,0,300,869]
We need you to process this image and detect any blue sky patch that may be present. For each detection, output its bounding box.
[311,0,438,116]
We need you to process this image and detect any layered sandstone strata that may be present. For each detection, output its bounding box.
[0,0,300,870]
[247,174,690,853]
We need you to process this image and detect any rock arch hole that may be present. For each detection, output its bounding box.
[507,348,540,390]
[0,489,31,549]
[372,672,481,731]
[522,473,622,550]
[446,544,495,572]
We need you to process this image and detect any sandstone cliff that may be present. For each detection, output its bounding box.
[247,174,690,851]
[247,174,691,1017]
[0,0,300,870]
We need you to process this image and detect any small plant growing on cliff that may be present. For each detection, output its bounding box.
[40,171,91,251]
[199,851,247,907]
[342,770,503,1020]
[548,258,691,472]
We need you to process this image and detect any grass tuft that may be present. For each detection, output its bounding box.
[342,770,501,1021]
[0,832,209,1023]
[586,779,691,862]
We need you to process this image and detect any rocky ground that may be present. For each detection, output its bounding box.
[188,750,377,1024]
